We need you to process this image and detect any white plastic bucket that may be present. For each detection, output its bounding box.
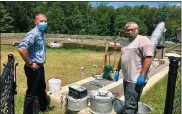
[48,78,61,95]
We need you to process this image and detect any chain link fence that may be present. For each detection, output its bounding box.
[0,54,17,114]
[172,63,181,114]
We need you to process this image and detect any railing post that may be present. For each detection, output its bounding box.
[164,56,180,114]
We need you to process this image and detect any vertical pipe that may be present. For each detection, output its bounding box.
[164,56,179,114]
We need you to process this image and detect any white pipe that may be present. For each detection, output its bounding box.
[150,21,166,51]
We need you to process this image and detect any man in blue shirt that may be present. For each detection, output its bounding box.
[18,13,48,114]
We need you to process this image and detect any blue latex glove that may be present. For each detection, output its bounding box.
[114,71,119,82]
[136,75,146,86]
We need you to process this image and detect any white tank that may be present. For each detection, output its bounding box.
[67,95,88,112]
[89,90,114,114]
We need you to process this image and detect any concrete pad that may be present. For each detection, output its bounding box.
[78,108,117,114]
[99,78,123,91]
[47,59,169,113]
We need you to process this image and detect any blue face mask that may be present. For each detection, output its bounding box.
[39,22,48,31]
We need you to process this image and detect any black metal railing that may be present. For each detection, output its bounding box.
[164,56,181,114]
[0,54,18,114]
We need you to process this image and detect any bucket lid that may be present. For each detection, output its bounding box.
[48,78,61,83]
[90,90,114,100]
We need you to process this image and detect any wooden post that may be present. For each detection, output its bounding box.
[113,43,117,68]
[98,44,108,74]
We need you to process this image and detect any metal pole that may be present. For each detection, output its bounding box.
[164,56,179,114]
[80,67,85,79]
[93,64,98,76]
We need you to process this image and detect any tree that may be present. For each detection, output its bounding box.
[0,3,13,32]
[1,1,181,37]
[2,2,39,32]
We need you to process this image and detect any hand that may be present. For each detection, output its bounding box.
[159,59,165,64]
[114,68,119,72]
[136,75,146,86]
[30,63,40,70]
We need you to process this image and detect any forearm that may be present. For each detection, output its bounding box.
[140,57,152,76]
[18,48,32,64]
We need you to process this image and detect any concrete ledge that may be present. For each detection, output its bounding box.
[99,79,123,91]
[141,66,169,96]
[118,66,169,100]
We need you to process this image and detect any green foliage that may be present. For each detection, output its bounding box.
[163,41,176,46]
[115,6,148,36]
[0,3,13,32]
[2,2,39,32]
[1,2,181,38]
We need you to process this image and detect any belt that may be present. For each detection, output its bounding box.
[25,62,44,67]
[35,63,44,66]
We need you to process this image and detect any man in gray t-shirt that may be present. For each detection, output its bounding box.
[117,22,153,114]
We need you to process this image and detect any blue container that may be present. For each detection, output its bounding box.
[113,71,119,81]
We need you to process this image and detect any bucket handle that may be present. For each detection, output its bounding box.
[97,91,110,97]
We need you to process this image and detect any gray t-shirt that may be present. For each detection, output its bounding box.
[121,35,154,83]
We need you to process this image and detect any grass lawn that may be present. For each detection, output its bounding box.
[1,45,180,114]
[140,75,168,114]
[141,65,181,114]
[1,44,120,114]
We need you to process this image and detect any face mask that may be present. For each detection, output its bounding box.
[125,31,138,40]
[38,22,48,31]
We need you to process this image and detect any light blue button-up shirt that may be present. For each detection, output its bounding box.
[18,26,46,64]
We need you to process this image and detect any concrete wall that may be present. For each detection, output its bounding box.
[0,33,116,40]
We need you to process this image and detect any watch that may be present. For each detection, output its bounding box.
[27,62,33,66]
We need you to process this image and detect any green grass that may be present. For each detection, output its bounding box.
[1,44,120,114]
[140,75,168,114]
[2,44,180,114]
[1,44,18,51]
[15,93,24,114]
[141,66,181,114]
[47,47,102,53]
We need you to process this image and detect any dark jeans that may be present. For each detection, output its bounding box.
[23,64,47,114]
[120,80,146,114]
